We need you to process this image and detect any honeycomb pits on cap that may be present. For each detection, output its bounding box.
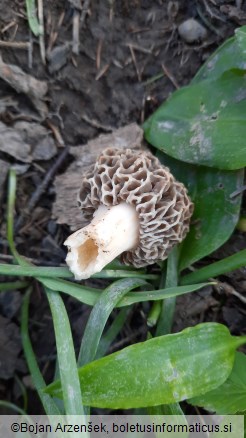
[64,148,194,279]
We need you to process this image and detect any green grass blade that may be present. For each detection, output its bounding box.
[0,263,158,281]
[96,308,130,359]
[41,275,210,307]
[7,169,83,417]
[7,169,30,267]
[0,402,43,438]
[45,287,84,416]
[118,282,212,307]
[0,264,72,278]
[7,169,20,263]
[25,0,40,36]
[0,280,29,291]
[148,404,188,438]
[161,403,187,416]
[21,288,61,415]
[0,401,26,415]
[154,248,183,416]
[78,278,146,368]
[180,249,246,285]
[156,247,178,336]
[15,374,28,412]
[105,260,141,270]
[9,170,60,415]
[40,277,101,304]
[147,299,162,328]
[92,270,159,280]
[0,403,34,438]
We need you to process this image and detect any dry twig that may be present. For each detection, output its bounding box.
[214,281,246,305]
[72,10,80,55]
[1,21,16,34]
[230,185,246,199]
[81,114,113,132]
[80,0,90,25]
[28,30,33,69]
[47,11,65,54]
[95,63,110,80]
[96,39,103,70]
[46,120,65,147]
[0,40,30,49]
[200,0,227,26]
[124,42,153,55]
[129,45,141,82]
[161,63,180,89]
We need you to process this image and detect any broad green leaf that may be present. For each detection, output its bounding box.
[189,352,246,414]
[192,26,246,83]
[156,152,243,271]
[236,26,246,54]
[144,70,246,170]
[45,323,246,409]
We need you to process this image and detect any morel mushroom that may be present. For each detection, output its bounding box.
[64,148,194,279]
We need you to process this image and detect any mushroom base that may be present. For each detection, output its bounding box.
[64,203,139,279]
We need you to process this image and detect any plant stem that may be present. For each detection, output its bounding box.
[155,247,178,336]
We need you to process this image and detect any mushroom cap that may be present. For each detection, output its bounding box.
[78,148,194,267]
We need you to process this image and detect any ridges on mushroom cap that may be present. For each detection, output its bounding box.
[78,148,194,267]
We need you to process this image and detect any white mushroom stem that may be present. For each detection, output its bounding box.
[64,203,139,279]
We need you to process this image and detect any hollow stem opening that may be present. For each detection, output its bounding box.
[77,238,99,271]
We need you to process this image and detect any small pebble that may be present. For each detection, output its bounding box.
[178,18,207,43]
